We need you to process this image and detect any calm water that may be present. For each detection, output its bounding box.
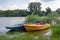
[0,17,25,34]
[0,17,52,40]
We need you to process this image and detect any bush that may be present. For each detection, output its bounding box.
[25,14,39,22]
[55,19,60,24]
[47,12,60,21]
[25,14,51,23]
[40,17,51,23]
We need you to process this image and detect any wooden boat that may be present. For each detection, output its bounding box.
[6,22,36,31]
[24,23,50,31]
[6,24,26,31]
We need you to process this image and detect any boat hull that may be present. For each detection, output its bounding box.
[24,24,50,31]
[6,22,36,31]
[6,26,26,31]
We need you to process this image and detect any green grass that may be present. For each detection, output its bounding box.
[51,24,60,40]
[0,24,60,40]
[0,31,47,40]
[11,34,46,40]
[0,35,9,40]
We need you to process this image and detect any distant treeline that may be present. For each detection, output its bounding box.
[0,10,30,17]
[0,9,60,17]
[0,2,60,17]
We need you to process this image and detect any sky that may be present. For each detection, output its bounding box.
[0,0,60,11]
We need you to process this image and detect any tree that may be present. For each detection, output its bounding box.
[46,7,51,15]
[56,8,60,14]
[28,2,41,15]
[0,10,5,17]
[0,9,29,17]
[41,10,46,16]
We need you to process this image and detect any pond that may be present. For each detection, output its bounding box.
[0,17,52,40]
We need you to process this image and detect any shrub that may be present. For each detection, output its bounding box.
[47,12,60,21]
[55,19,60,24]
[25,14,39,22]
[25,14,51,23]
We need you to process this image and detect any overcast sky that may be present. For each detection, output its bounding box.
[0,0,60,11]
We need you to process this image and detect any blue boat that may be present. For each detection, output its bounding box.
[6,24,26,31]
[6,22,36,31]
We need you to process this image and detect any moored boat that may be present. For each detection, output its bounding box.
[24,23,50,31]
[6,23,26,31]
[6,22,36,31]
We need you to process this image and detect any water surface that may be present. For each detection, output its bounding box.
[0,17,25,34]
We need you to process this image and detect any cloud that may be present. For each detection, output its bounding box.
[41,0,55,2]
[29,0,37,2]
[41,0,60,11]
[0,0,60,11]
[29,0,41,2]
[0,6,2,10]
[0,3,28,10]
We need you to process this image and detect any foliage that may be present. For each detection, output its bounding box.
[40,17,51,23]
[51,24,60,40]
[28,2,41,15]
[41,10,46,16]
[55,19,60,24]
[25,13,40,22]
[47,12,60,24]
[46,7,51,15]
[56,8,60,14]
[47,12,60,20]
[25,13,51,23]
[0,10,29,17]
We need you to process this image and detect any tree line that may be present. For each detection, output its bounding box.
[0,2,60,17]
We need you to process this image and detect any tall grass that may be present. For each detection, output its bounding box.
[25,14,51,23]
[51,24,60,40]
[25,14,40,22]
[47,12,60,24]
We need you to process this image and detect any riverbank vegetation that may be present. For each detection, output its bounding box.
[25,12,60,24]
[51,24,60,40]
[0,24,60,40]
[25,14,51,23]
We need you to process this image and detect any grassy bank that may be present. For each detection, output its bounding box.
[0,32,47,40]
[0,24,60,40]
[51,24,60,40]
